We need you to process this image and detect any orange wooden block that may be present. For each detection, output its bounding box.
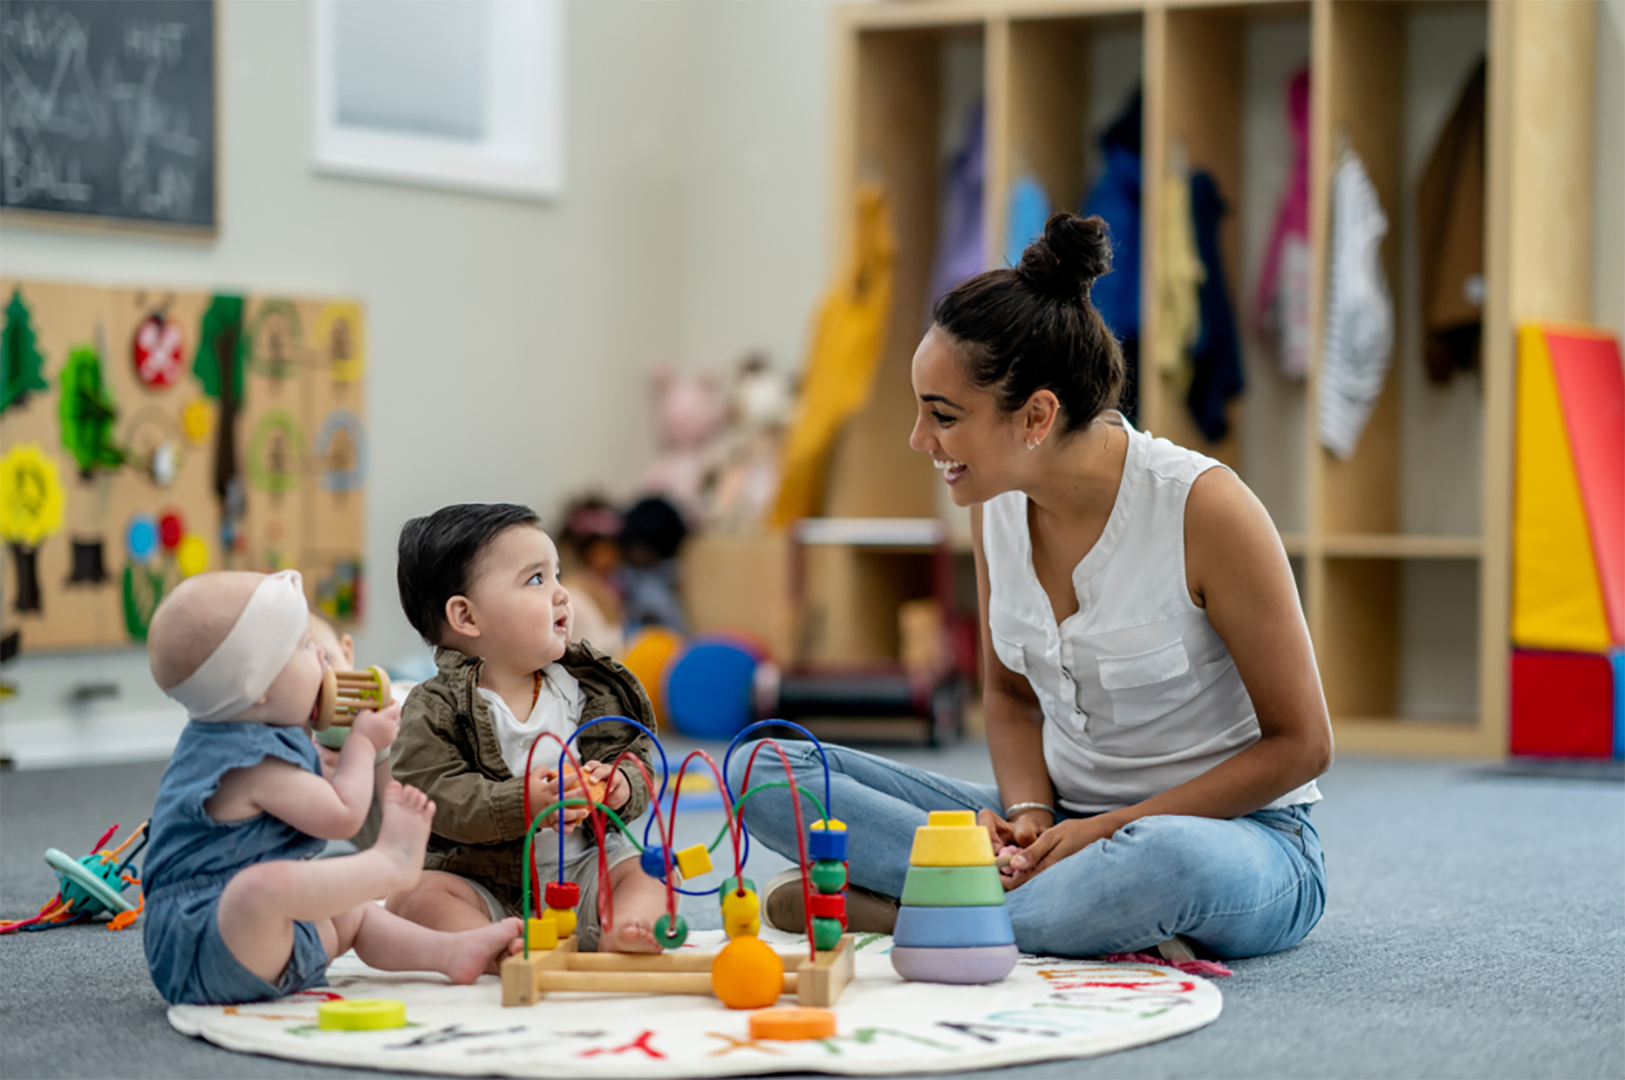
[750,1007,836,1041]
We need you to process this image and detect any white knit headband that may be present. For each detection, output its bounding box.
[168,570,309,722]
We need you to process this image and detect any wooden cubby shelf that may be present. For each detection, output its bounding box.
[828,0,1598,758]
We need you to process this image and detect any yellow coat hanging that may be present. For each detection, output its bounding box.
[772,186,895,527]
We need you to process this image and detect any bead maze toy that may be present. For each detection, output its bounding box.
[890,811,1018,984]
[0,822,147,934]
[313,666,392,750]
[499,719,855,1013]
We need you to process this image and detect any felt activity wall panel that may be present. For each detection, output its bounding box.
[1511,325,1610,653]
[0,279,369,653]
[1544,328,1625,645]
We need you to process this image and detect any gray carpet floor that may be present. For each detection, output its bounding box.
[2,739,1622,1080]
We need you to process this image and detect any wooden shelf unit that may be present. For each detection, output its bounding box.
[829,0,1598,758]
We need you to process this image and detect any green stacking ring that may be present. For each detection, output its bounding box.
[900,864,1006,907]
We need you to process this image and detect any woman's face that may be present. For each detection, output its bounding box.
[908,326,1024,507]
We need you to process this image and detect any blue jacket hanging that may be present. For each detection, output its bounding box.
[1186,171,1244,443]
[1081,90,1143,343]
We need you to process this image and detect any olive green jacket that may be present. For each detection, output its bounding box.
[391,642,658,910]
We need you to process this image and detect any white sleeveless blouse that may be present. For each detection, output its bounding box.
[983,416,1322,814]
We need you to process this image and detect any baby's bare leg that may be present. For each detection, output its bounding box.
[601,859,667,954]
[386,872,494,933]
[327,902,522,985]
[217,781,433,984]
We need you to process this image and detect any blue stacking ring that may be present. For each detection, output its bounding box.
[893,904,1015,949]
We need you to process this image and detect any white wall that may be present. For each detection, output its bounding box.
[0,0,835,760]
[1597,0,1624,338]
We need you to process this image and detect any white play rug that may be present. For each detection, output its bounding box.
[168,929,1222,1077]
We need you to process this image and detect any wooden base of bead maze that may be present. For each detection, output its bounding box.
[500,934,855,1009]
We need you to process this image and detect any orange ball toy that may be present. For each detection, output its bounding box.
[711,934,784,1010]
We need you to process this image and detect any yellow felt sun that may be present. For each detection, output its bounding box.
[0,443,66,546]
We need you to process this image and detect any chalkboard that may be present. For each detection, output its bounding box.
[0,0,216,232]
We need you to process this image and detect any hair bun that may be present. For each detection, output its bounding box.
[1017,213,1113,301]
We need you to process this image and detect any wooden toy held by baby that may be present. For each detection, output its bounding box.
[313,666,391,748]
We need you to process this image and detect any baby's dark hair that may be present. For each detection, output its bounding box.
[931,212,1124,436]
[397,503,540,645]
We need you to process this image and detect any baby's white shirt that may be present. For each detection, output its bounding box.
[479,664,590,856]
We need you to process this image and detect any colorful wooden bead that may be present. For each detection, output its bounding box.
[718,875,756,903]
[653,912,688,950]
[675,843,714,880]
[808,819,848,861]
[812,916,844,951]
[544,880,580,909]
[640,845,671,880]
[527,912,559,951]
[548,906,578,938]
[809,859,847,894]
[711,934,785,1010]
[808,891,846,923]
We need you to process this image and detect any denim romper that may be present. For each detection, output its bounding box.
[143,722,329,1005]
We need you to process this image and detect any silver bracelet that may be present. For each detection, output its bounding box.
[1003,802,1055,820]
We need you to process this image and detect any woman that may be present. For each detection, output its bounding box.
[732,213,1330,959]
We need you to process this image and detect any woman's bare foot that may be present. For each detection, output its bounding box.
[604,917,661,953]
[372,781,436,894]
[444,917,525,984]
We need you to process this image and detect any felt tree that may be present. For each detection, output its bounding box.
[57,345,124,477]
[1,288,49,414]
[196,295,246,512]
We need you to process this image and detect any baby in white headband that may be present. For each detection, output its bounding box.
[139,570,522,1006]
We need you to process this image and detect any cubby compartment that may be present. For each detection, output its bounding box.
[825,19,986,523]
[1320,554,1482,753]
[1141,4,1313,540]
[1312,0,1489,545]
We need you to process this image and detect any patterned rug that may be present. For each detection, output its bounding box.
[168,929,1222,1077]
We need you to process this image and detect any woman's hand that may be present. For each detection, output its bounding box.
[1001,815,1121,888]
[977,807,1050,851]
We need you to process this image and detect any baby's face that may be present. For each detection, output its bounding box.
[309,617,354,672]
[239,625,329,727]
[464,525,573,672]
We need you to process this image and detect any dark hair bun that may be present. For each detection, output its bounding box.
[1017,212,1113,301]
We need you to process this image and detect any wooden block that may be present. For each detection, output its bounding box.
[567,951,715,973]
[908,823,994,867]
[535,971,715,995]
[796,935,855,1007]
[500,935,578,1007]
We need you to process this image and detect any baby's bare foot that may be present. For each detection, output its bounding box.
[446,918,524,984]
[605,918,662,954]
[373,782,435,893]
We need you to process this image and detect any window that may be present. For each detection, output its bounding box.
[311,0,564,199]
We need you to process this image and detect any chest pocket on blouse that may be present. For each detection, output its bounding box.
[1096,638,1201,726]
[987,605,1033,676]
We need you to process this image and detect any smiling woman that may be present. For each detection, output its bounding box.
[734,212,1332,962]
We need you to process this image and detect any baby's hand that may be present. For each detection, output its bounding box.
[526,767,590,832]
[584,761,628,811]
[349,701,402,754]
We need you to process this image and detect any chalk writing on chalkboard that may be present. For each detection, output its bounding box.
[0,0,216,230]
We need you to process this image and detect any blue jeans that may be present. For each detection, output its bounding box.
[728,740,1326,960]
